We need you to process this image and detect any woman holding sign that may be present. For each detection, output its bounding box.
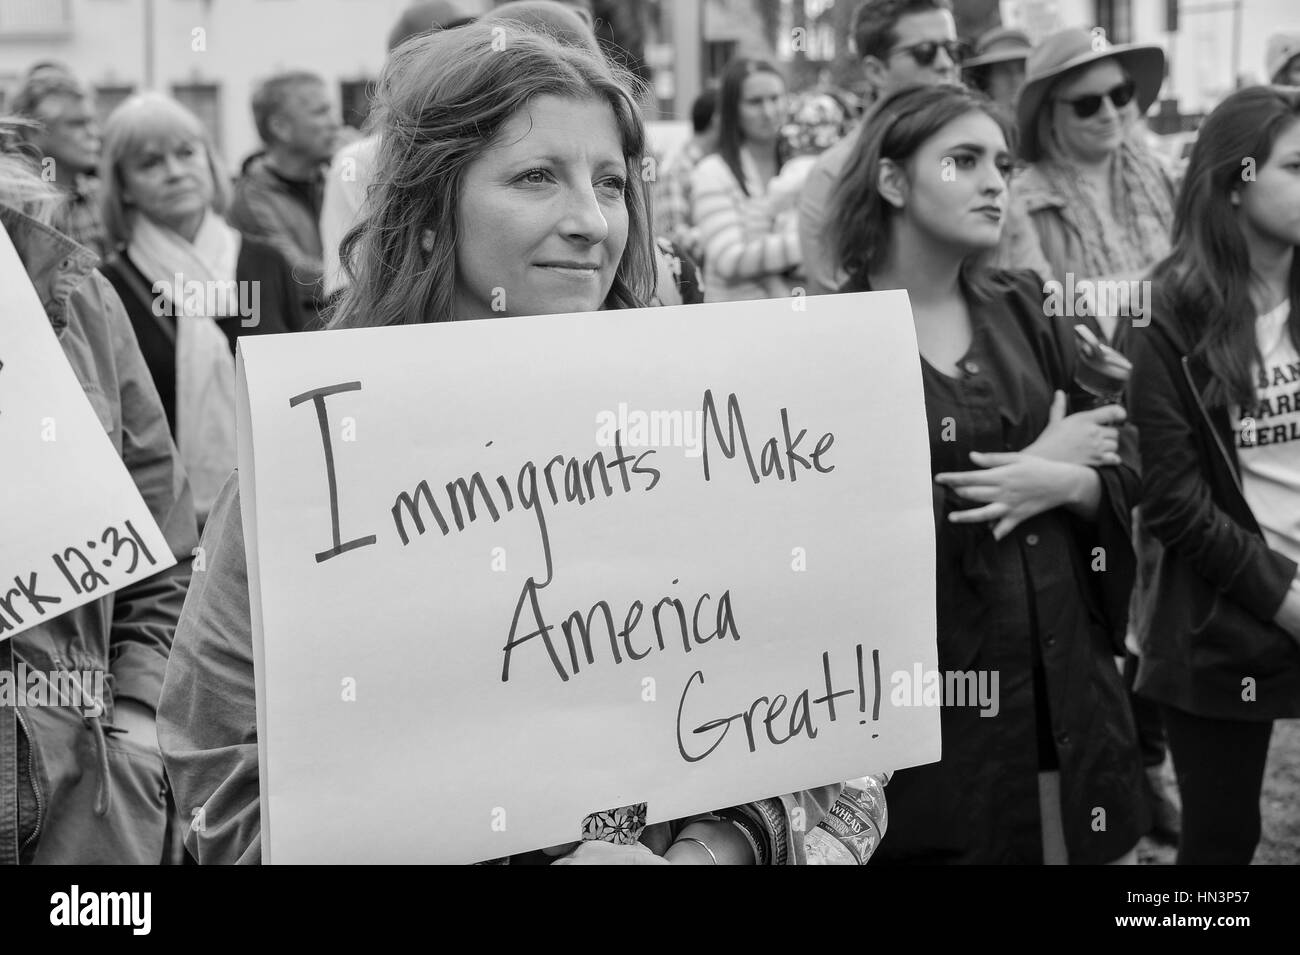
[158,21,840,865]
[826,84,1148,864]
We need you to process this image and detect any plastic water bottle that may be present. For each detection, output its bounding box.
[804,773,889,865]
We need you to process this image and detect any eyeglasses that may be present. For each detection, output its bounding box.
[889,39,965,68]
[1056,80,1137,119]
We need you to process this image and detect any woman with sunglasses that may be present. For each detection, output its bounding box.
[1012,28,1174,352]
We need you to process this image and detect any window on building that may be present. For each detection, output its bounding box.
[0,0,72,38]
[94,85,135,126]
[172,83,222,153]
[1096,0,1133,45]
[340,79,375,132]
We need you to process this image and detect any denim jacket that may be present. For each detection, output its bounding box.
[0,206,196,864]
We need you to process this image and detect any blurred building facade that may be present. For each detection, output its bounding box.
[0,0,1297,165]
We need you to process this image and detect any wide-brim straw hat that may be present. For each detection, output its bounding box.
[1016,27,1165,163]
[963,26,1032,69]
[1267,32,1300,83]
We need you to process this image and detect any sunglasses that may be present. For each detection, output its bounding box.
[889,39,965,68]
[1057,80,1137,119]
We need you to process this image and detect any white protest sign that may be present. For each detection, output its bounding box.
[236,292,940,864]
[0,222,175,641]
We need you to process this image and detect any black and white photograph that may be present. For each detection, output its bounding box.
[0,0,1296,932]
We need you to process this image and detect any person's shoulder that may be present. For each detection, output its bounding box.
[94,254,152,314]
[1010,164,1064,212]
[231,154,275,197]
[691,153,728,180]
[690,153,741,195]
[238,235,292,275]
[811,128,856,172]
[983,267,1046,305]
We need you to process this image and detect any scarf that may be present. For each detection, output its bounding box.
[128,212,241,524]
[1035,139,1175,278]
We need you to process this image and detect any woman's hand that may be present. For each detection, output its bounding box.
[664,819,757,865]
[936,451,1100,541]
[550,840,669,865]
[1023,390,1124,467]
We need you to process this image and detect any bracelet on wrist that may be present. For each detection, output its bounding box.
[673,836,718,865]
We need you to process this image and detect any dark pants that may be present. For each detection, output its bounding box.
[1160,704,1274,865]
[1123,650,1167,768]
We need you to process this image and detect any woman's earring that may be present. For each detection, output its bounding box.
[1230,191,1242,207]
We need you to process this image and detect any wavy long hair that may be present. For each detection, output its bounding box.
[330,20,655,329]
[1149,85,1300,408]
[826,84,1014,296]
[0,132,61,225]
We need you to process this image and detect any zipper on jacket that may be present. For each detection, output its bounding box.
[54,655,114,816]
[1181,356,1245,496]
[14,706,45,853]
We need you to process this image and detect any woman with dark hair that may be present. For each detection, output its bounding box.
[158,20,837,865]
[689,58,801,302]
[1129,85,1300,865]
[828,84,1147,864]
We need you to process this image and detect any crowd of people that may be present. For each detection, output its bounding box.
[2,0,1299,866]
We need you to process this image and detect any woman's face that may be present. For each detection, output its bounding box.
[119,130,214,234]
[1050,61,1130,165]
[985,60,1026,109]
[454,94,630,320]
[897,109,1011,255]
[738,71,786,147]
[1239,118,1300,249]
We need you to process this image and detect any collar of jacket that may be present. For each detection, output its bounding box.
[0,204,99,331]
[1012,163,1067,214]
[1146,304,1250,498]
[245,152,324,188]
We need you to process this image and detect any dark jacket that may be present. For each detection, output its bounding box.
[101,238,307,437]
[0,205,197,864]
[1128,298,1300,721]
[845,269,1147,864]
[228,155,325,328]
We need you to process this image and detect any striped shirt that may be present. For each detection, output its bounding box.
[690,151,801,303]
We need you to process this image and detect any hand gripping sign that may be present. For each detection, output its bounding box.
[235,291,940,863]
[0,223,174,641]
